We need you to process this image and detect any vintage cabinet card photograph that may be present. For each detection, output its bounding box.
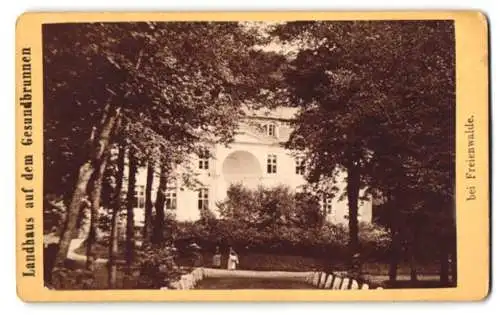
[15,11,489,302]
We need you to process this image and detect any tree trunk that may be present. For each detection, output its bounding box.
[54,163,94,268]
[346,163,361,276]
[108,142,125,289]
[386,190,401,284]
[409,214,421,285]
[450,235,457,286]
[388,227,400,283]
[142,162,154,244]
[447,202,457,286]
[125,149,137,270]
[108,209,120,289]
[152,166,168,245]
[85,152,109,270]
[439,240,450,286]
[409,243,418,284]
[53,107,120,270]
[439,201,454,287]
[75,201,90,239]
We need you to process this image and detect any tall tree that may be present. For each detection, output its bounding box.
[125,148,138,269]
[272,20,455,279]
[365,21,455,284]
[85,149,110,270]
[44,21,287,274]
[108,142,126,288]
[53,106,121,269]
[142,162,155,244]
[85,114,123,270]
[152,165,168,245]
[273,21,397,273]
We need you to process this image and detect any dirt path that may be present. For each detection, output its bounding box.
[203,268,313,280]
[66,238,109,264]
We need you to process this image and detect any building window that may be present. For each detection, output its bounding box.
[322,197,333,215]
[295,156,305,175]
[261,123,277,137]
[198,149,210,170]
[267,154,277,174]
[198,188,209,210]
[267,124,276,137]
[134,185,145,208]
[165,188,177,210]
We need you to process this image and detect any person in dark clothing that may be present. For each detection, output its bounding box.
[212,246,222,268]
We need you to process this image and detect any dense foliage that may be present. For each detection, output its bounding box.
[175,185,390,262]
[50,267,96,290]
[217,184,325,228]
[42,21,285,285]
[271,20,456,282]
[43,20,456,288]
[175,220,390,262]
[134,244,181,289]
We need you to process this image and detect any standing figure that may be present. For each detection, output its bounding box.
[212,246,222,268]
[227,247,239,270]
[188,242,203,267]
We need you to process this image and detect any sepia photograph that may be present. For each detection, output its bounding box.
[38,19,458,291]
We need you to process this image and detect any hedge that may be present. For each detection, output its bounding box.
[173,220,391,262]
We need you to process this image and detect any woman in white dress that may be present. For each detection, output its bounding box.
[227,247,239,270]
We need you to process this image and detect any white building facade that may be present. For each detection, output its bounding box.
[130,107,372,226]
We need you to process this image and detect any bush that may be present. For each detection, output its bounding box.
[173,183,391,266]
[358,222,392,259]
[175,219,390,262]
[217,184,325,228]
[134,244,181,289]
[50,267,96,290]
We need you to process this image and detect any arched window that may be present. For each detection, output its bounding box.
[261,123,277,137]
[267,123,276,137]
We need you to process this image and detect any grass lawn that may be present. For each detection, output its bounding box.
[194,277,317,289]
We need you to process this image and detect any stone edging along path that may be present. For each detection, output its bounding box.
[166,268,385,290]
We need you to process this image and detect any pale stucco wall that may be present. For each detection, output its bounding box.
[128,144,372,226]
[126,112,372,226]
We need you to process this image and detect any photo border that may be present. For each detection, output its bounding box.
[15,11,489,302]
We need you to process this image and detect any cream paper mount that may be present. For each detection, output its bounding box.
[15,11,489,302]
